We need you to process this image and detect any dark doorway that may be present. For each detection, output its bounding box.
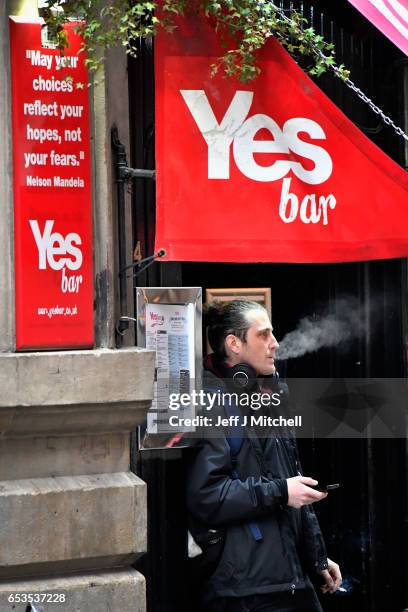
[181,259,408,612]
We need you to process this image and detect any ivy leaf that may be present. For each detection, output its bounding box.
[40,0,351,87]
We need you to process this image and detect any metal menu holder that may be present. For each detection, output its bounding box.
[136,287,202,449]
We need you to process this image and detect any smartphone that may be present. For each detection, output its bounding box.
[312,483,340,492]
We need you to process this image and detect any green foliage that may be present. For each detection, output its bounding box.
[42,0,350,83]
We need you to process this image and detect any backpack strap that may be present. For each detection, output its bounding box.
[223,402,263,542]
[206,385,245,458]
[204,384,263,542]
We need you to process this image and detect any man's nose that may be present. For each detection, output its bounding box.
[270,334,279,349]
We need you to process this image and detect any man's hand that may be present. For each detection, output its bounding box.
[319,558,342,593]
[286,476,328,508]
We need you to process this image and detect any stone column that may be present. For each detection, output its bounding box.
[0,1,16,352]
[0,348,154,611]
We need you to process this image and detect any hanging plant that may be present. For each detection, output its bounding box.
[41,0,350,84]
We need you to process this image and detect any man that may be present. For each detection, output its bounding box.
[187,300,341,612]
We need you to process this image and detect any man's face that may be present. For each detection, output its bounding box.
[229,309,279,376]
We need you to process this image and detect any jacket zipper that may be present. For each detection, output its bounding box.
[289,552,301,594]
[276,438,302,595]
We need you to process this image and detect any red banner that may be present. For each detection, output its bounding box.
[10,18,93,349]
[347,0,408,56]
[154,15,408,263]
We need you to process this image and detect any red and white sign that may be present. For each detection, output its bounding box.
[10,18,93,349]
[347,0,408,56]
[155,15,408,263]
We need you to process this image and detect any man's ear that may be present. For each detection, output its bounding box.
[225,333,241,356]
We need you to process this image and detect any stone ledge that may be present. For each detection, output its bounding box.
[0,401,152,437]
[0,472,147,578]
[0,568,145,612]
[0,348,154,407]
[0,348,154,437]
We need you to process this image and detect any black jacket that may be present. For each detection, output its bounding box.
[186,363,328,602]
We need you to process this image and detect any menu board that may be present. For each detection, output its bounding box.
[145,303,195,434]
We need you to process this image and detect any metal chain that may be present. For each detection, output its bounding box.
[328,55,408,141]
[269,2,408,142]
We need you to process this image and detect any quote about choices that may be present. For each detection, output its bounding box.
[23,48,87,189]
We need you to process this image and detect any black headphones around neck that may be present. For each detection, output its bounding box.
[228,363,258,390]
[224,362,279,391]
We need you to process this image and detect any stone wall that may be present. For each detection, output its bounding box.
[0,349,154,611]
[0,2,153,610]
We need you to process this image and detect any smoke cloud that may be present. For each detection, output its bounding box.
[277,296,365,360]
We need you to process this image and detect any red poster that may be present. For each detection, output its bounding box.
[155,15,408,263]
[10,18,93,349]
